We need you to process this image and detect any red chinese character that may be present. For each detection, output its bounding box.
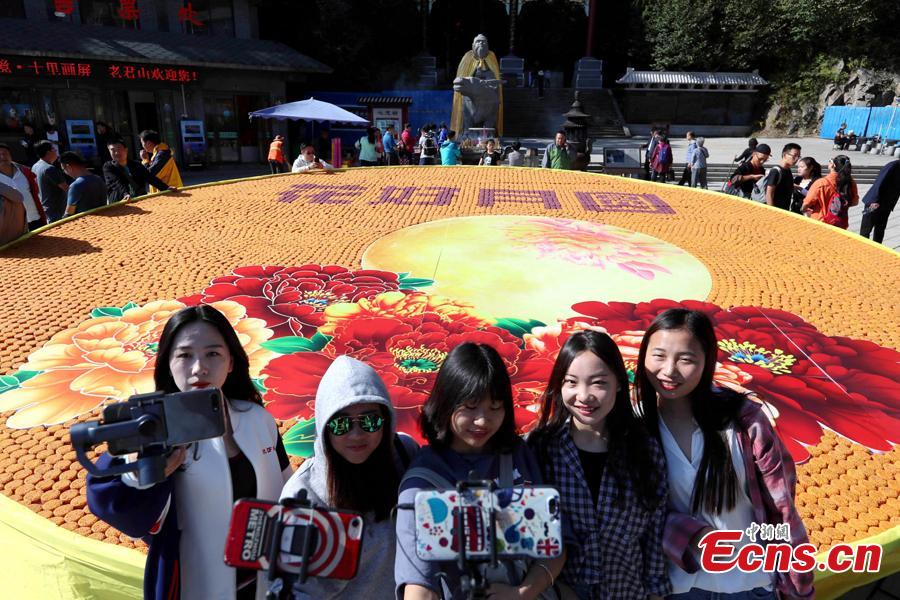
[53,0,75,15]
[25,60,44,75]
[151,67,164,81]
[77,64,91,77]
[123,66,136,79]
[45,62,60,76]
[165,69,178,81]
[118,0,140,21]
[61,63,77,76]
[109,65,122,78]
[177,69,191,82]
[192,71,199,81]
[136,66,147,79]
[178,2,204,27]
[0,60,11,75]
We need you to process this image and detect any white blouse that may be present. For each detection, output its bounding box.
[659,416,774,594]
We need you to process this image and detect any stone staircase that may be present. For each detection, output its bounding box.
[502,87,627,139]
[585,162,884,189]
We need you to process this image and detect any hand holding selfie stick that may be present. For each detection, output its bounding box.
[264,489,317,600]
[456,472,498,600]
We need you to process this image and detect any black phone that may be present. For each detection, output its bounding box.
[104,388,226,455]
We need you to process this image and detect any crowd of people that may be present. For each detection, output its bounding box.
[86,303,813,600]
[0,127,181,245]
[646,127,899,244]
[3,119,896,247]
[265,125,575,174]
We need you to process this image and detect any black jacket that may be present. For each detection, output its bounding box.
[862,159,900,212]
[103,159,168,203]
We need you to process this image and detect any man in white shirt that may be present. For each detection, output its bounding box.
[0,142,46,230]
[291,144,334,173]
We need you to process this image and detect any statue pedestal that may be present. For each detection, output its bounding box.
[500,54,525,87]
[574,57,604,89]
[465,127,496,144]
[412,53,438,88]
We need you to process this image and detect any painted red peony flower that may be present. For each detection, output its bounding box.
[262,309,537,443]
[566,299,900,462]
[193,265,406,337]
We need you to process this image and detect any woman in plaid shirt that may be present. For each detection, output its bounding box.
[635,309,813,600]
[528,331,671,599]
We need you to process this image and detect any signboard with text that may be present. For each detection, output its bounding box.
[0,57,200,84]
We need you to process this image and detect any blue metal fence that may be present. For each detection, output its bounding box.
[820,106,871,139]
[866,106,900,141]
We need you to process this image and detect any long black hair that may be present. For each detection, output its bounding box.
[154,304,262,405]
[420,343,519,452]
[324,404,399,521]
[635,309,744,515]
[366,127,376,144]
[799,156,822,180]
[530,331,663,509]
[831,154,853,199]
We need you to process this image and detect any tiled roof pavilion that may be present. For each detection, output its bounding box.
[617,68,768,90]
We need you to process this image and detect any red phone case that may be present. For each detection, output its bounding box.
[224,498,364,580]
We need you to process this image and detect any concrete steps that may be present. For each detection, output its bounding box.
[585,162,883,187]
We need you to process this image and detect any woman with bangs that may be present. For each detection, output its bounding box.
[527,330,670,599]
[394,342,563,600]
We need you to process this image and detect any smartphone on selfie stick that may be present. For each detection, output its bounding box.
[412,473,563,600]
[225,489,365,600]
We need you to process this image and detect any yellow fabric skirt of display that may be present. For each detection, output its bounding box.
[0,493,142,599]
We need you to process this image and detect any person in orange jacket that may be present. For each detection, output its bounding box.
[267,135,288,174]
[801,154,858,229]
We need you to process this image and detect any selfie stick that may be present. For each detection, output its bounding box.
[456,473,498,600]
[264,489,317,600]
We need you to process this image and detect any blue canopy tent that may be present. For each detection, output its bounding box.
[249,98,368,167]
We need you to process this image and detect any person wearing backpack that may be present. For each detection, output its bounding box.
[281,356,418,600]
[802,155,859,229]
[650,133,673,182]
[755,143,801,209]
[732,143,769,198]
[418,125,439,166]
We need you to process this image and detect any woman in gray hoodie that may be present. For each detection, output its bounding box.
[281,355,418,599]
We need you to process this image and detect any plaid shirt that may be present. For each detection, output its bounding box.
[530,422,671,599]
[662,401,814,600]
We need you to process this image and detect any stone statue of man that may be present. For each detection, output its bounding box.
[450,34,504,137]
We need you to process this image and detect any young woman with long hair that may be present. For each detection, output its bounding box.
[634,309,813,600]
[280,355,418,599]
[87,305,294,600]
[790,156,822,214]
[528,331,670,599]
[395,343,563,600]
[801,154,859,228]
